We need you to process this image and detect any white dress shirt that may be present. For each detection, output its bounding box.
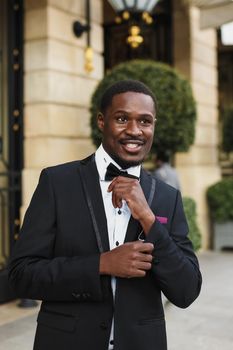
[95,144,141,350]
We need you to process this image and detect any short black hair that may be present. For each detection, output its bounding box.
[99,79,157,114]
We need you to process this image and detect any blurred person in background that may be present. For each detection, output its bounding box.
[154,151,180,190]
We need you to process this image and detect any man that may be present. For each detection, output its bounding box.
[9,80,202,350]
[154,151,181,190]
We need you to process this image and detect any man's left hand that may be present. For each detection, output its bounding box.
[108,176,155,234]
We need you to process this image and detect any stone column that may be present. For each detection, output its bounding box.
[23,0,104,214]
[173,1,221,249]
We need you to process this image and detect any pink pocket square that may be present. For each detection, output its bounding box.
[156,216,168,224]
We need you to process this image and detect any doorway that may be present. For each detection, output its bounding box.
[103,0,173,71]
[0,0,23,303]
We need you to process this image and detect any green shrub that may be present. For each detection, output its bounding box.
[183,197,201,251]
[207,179,233,222]
[90,60,197,155]
[222,105,233,153]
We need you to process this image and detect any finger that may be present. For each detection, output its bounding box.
[127,269,146,278]
[117,176,136,183]
[112,188,122,208]
[130,241,152,250]
[137,252,153,263]
[107,177,118,192]
[116,196,123,208]
[136,261,152,271]
[109,177,140,192]
[137,242,154,253]
[108,182,130,195]
[112,180,140,192]
[112,188,124,209]
[112,190,123,209]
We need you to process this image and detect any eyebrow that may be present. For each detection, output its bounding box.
[113,109,155,117]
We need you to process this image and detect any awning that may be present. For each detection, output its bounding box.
[188,0,233,28]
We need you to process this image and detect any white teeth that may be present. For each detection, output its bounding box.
[126,143,139,149]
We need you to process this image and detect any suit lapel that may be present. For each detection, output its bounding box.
[78,154,110,252]
[78,155,155,248]
[140,168,153,203]
[124,168,153,243]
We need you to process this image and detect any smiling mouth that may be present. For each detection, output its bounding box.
[120,140,144,153]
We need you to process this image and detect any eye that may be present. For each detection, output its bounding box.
[116,115,128,123]
[139,117,153,125]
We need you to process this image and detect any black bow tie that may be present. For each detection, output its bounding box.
[105,163,139,181]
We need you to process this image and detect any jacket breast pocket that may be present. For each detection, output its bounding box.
[37,310,76,333]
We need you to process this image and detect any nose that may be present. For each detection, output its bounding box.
[125,120,142,136]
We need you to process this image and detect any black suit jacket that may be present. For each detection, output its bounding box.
[8,155,202,350]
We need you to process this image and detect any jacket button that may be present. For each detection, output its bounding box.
[100,322,108,330]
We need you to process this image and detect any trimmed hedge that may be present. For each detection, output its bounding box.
[90,60,197,155]
[207,178,233,222]
[183,197,202,251]
[222,105,233,153]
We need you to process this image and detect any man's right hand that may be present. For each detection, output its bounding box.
[99,241,154,278]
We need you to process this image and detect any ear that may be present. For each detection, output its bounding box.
[97,113,104,132]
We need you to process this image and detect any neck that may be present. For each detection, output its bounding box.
[101,144,142,169]
[111,155,141,170]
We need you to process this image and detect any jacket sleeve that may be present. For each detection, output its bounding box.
[8,169,107,302]
[145,190,202,308]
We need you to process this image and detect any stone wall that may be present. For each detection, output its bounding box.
[173,1,221,249]
[23,0,104,213]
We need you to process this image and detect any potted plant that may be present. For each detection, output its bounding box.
[207,179,233,250]
[183,197,201,251]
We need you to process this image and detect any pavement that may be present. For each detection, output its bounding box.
[166,251,233,350]
[0,251,233,350]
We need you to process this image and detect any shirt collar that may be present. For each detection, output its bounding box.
[95,144,141,181]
